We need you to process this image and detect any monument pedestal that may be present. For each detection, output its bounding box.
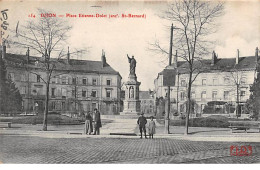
[121,74,141,115]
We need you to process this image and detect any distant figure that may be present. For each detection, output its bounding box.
[127,54,136,75]
[137,113,147,139]
[84,112,93,135]
[34,102,39,115]
[93,108,102,135]
[147,116,156,139]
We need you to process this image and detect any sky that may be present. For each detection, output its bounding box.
[1,0,260,91]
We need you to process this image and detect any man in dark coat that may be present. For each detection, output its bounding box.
[137,113,147,139]
[93,108,102,135]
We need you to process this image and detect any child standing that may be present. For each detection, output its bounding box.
[148,116,156,139]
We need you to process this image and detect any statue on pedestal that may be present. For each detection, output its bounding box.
[120,54,141,115]
[127,54,136,75]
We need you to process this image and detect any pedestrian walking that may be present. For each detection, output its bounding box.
[147,116,156,139]
[93,108,102,135]
[137,112,147,139]
[84,112,93,135]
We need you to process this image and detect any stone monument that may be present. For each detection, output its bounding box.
[121,54,141,115]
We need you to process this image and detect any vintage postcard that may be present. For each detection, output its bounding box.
[0,0,260,164]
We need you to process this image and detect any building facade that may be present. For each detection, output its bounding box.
[1,46,122,116]
[154,48,259,118]
[139,90,156,115]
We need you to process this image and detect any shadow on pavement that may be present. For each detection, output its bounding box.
[188,129,230,135]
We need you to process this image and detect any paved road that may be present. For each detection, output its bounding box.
[0,134,259,164]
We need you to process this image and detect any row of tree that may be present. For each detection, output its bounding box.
[245,50,260,120]
[151,0,259,134]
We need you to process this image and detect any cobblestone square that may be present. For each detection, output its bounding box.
[0,134,260,164]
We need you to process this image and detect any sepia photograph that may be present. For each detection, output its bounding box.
[0,0,260,164]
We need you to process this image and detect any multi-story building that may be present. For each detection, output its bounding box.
[139,90,156,115]
[1,45,122,116]
[154,48,259,118]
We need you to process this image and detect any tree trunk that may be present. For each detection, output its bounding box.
[43,73,50,131]
[184,72,192,135]
[165,86,170,134]
[236,84,239,119]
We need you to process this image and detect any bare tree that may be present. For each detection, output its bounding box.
[229,68,247,118]
[149,0,224,135]
[10,9,86,131]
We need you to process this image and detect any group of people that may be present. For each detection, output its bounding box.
[83,109,156,138]
[137,113,156,139]
[84,108,102,135]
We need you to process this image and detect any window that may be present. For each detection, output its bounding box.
[21,86,26,94]
[212,91,217,100]
[21,74,26,82]
[107,79,111,86]
[62,102,66,110]
[202,79,206,85]
[91,90,97,97]
[61,88,67,98]
[55,77,59,84]
[92,78,97,85]
[62,76,66,84]
[33,88,43,95]
[201,91,206,99]
[82,90,86,97]
[37,75,41,82]
[213,78,218,85]
[82,78,87,85]
[72,77,77,85]
[224,91,229,100]
[66,77,69,84]
[180,91,185,101]
[241,91,246,97]
[240,78,246,85]
[8,73,14,81]
[191,91,196,99]
[224,77,230,84]
[51,102,56,111]
[92,103,97,110]
[72,90,76,97]
[51,78,56,84]
[51,88,55,97]
[181,80,186,86]
[106,90,111,98]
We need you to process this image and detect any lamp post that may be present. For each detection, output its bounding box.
[165,24,174,134]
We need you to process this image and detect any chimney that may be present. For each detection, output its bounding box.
[67,46,70,64]
[101,49,106,68]
[2,41,6,60]
[236,49,239,64]
[211,51,217,66]
[174,50,178,68]
[26,47,30,64]
[256,47,259,63]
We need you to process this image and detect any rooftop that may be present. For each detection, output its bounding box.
[4,53,121,77]
[158,56,257,76]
